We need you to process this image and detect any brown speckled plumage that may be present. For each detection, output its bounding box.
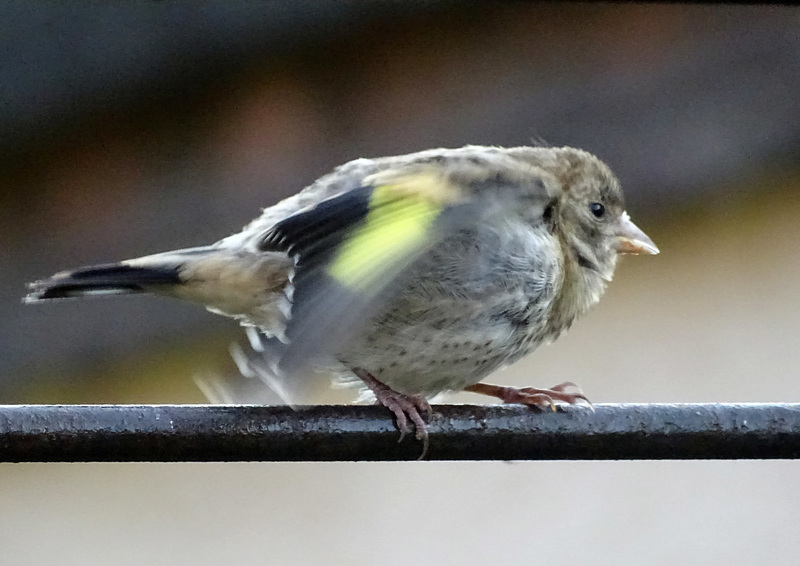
[25,145,658,450]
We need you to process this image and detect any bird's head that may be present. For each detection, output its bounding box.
[553,148,659,282]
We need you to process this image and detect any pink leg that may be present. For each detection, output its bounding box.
[353,368,432,458]
[464,381,593,411]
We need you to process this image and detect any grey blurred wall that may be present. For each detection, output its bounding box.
[2,3,799,399]
[3,4,800,566]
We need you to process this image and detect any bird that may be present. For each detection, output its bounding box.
[25,145,658,454]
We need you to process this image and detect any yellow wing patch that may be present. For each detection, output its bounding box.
[327,170,462,290]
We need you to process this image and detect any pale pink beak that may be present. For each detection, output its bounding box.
[614,212,659,255]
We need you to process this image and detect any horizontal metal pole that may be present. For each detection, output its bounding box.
[1,403,799,462]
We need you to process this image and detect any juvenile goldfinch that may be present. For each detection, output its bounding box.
[26,145,658,451]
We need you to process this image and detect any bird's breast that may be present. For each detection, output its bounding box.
[336,238,565,395]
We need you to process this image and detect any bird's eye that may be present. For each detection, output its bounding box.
[589,202,605,219]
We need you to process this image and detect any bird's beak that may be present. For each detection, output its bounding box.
[614,212,659,255]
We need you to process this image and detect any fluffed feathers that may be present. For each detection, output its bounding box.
[25,145,658,402]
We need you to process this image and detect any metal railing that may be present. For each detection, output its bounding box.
[1,403,799,461]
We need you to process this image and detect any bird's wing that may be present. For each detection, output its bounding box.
[254,166,481,391]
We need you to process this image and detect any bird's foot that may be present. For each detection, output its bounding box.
[353,368,431,458]
[464,381,593,411]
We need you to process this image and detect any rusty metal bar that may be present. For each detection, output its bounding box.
[1,403,799,462]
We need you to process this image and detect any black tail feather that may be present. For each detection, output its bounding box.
[25,263,181,302]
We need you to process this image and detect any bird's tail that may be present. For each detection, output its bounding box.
[24,246,294,339]
[23,247,210,304]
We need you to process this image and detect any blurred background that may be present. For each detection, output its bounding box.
[2,2,800,564]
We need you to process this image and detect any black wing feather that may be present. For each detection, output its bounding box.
[258,186,375,264]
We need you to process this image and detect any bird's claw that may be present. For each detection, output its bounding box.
[517,381,594,411]
[354,368,431,459]
[465,381,594,411]
[381,393,431,440]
